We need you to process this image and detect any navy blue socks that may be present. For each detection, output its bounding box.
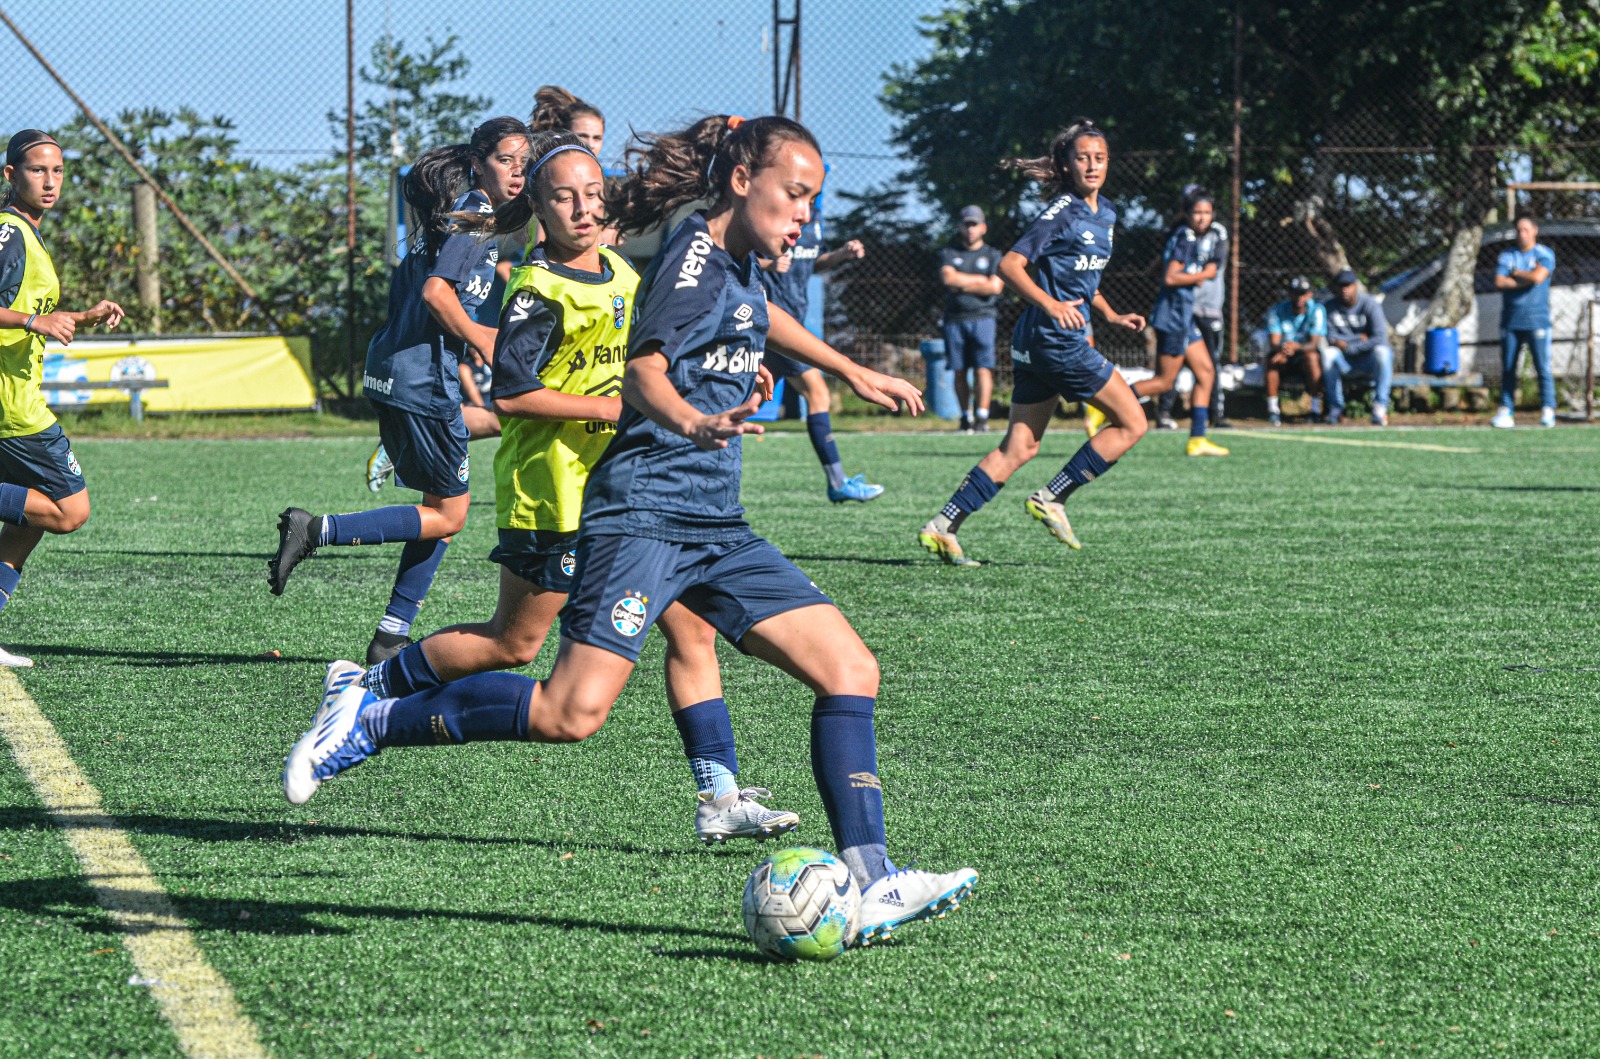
[0,484,27,527]
[362,672,535,748]
[811,695,891,887]
[0,563,19,618]
[806,412,847,490]
[319,506,423,547]
[1044,442,1113,503]
[935,466,1002,533]
[672,697,740,799]
[363,641,444,698]
[1190,406,1209,438]
[380,538,448,636]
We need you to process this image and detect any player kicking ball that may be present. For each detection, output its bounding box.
[284,115,975,945]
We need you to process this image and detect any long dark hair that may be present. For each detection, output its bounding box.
[453,131,593,238]
[1169,183,1215,239]
[1002,118,1107,198]
[528,85,603,132]
[403,116,528,257]
[607,114,820,238]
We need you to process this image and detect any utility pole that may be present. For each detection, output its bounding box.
[773,0,801,120]
[346,0,359,399]
[132,183,160,334]
[1228,5,1243,363]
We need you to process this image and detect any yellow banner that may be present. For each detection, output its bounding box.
[41,336,317,413]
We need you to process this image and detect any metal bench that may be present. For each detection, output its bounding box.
[41,379,171,422]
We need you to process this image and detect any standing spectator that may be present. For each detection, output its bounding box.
[1491,211,1557,428]
[940,205,1004,432]
[1156,186,1230,429]
[1323,269,1394,426]
[1264,275,1327,425]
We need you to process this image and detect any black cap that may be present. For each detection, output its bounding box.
[5,130,58,168]
[958,205,984,224]
[1333,269,1358,287]
[1287,275,1313,293]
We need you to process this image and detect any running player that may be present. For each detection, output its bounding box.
[0,131,125,667]
[284,115,977,945]
[919,120,1147,566]
[760,207,883,502]
[356,131,797,842]
[272,117,529,666]
[1129,186,1229,456]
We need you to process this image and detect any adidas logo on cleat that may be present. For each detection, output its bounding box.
[879,889,905,908]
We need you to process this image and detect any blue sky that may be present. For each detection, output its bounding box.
[0,0,947,202]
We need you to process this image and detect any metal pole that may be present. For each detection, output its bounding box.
[772,0,780,115]
[347,0,358,400]
[1587,299,1595,422]
[794,0,802,123]
[132,182,160,334]
[1228,5,1242,362]
[0,5,283,332]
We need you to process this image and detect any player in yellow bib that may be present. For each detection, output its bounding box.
[332,132,799,842]
[0,131,125,667]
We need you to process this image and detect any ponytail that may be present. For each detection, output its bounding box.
[453,131,593,238]
[528,85,603,133]
[403,115,529,257]
[1002,118,1107,198]
[608,114,820,237]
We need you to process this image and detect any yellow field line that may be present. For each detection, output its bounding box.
[0,669,268,1059]
[1226,430,1479,454]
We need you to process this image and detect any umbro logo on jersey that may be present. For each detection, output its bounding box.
[849,771,882,790]
[1080,230,1096,244]
[675,229,716,289]
[734,303,755,331]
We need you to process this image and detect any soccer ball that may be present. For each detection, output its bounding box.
[742,847,861,962]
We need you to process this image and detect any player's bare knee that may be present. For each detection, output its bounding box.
[828,646,880,697]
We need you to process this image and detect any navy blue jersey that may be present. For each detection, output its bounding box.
[1149,224,1220,335]
[581,212,770,544]
[0,210,28,307]
[940,242,1001,321]
[363,189,499,417]
[759,217,822,319]
[1009,193,1117,359]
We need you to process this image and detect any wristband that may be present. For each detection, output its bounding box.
[23,314,36,334]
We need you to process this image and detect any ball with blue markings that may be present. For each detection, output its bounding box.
[742,847,861,961]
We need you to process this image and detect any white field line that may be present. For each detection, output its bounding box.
[1224,430,1479,453]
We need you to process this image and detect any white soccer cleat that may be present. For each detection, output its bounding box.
[1490,408,1516,429]
[857,866,979,946]
[1541,406,1556,428]
[696,788,800,844]
[283,682,380,806]
[0,645,33,668]
[366,443,394,492]
[314,660,365,726]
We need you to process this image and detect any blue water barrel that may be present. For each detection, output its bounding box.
[1424,327,1460,376]
[749,377,785,422]
[919,339,962,420]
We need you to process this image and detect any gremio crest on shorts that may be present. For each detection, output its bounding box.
[560,551,577,578]
[457,456,470,484]
[611,592,648,636]
[66,449,81,477]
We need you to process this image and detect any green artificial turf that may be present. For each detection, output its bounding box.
[1,425,1597,1057]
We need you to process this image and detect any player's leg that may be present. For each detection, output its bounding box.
[659,605,799,843]
[1131,339,1181,399]
[1201,317,1230,426]
[944,320,973,432]
[792,368,883,504]
[919,386,1056,566]
[1531,328,1556,426]
[970,319,996,432]
[461,402,501,441]
[0,429,90,667]
[1305,347,1326,421]
[1183,336,1228,455]
[1324,347,1352,424]
[1493,330,1520,428]
[1025,371,1147,547]
[1367,344,1394,425]
[1265,351,1286,424]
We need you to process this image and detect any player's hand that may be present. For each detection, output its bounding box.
[840,239,865,260]
[688,395,766,450]
[1110,311,1145,332]
[81,300,125,329]
[756,364,776,403]
[1048,298,1086,331]
[30,312,75,344]
[845,365,924,417]
[774,252,793,274]
[467,325,497,367]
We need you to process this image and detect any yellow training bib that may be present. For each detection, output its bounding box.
[0,212,60,437]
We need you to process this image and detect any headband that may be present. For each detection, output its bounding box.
[528,142,596,180]
[6,130,59,168]
[706,115,746,185]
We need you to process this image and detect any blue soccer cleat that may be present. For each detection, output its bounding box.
[828,474,885,504]
[857,866,979,946]
[283,682,381,805]
[366,443,394,492]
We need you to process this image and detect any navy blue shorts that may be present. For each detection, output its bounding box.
[0,424,86,501]
[489,528,577,592]
[375,402,470,498]
[560,532,834,663]
[764,350,817,380]
[942,317,997,372]
[1010,340,1118,406]
[1156,323,1204,358]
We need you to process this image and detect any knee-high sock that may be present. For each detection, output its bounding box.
[361,672,534,748]
[1042,442,1113,504]
[0,484,27,527]
[673,697,739,799]
[1190,406,1209,438]
[380,538,448,636]
[932,466,1001,533]
[806,412,847,490]
[0,563,19,619]
[811,695,891,888]
[363,641,444,698]
[318,506,423,547]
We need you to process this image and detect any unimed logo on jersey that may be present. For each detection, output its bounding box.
[675,230,716,288]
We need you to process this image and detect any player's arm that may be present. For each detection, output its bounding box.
[495,386,620,423]
[941,266,1003,296]
[623,346,765,451]
[814,239,865,273]
[490,289,620,423]
[1163,258,1217,288]
[998,250,1083,329]
[1493,252,1525,290]
[1090,290,1144,332]
[766,305,923,415]
[422,276,496,366]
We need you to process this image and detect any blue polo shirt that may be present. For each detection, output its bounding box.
[1266,298,1327,344]
[1496,243,1556,331]
[581,212,770,544]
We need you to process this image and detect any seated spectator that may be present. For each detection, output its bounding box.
[940,205,1004,433]
[1323,268,1394,426]
[1264,275,1327,425]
